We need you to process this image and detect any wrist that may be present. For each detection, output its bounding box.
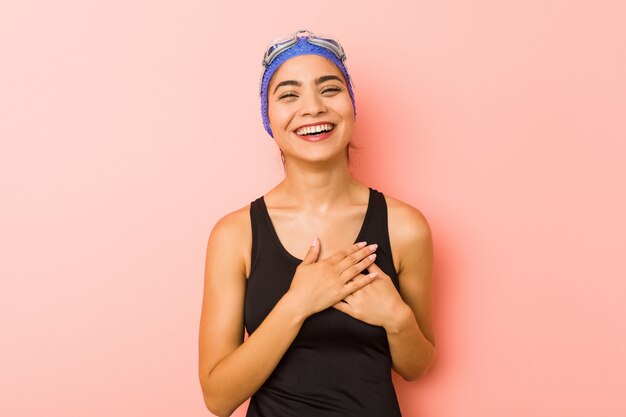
[278,292,310,325]
[384,303,414,335]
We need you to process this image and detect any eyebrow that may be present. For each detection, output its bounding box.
[273,75,345,94]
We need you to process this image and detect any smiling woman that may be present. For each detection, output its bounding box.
[267,54,355,162]
[198,30,436,417]
[265,38,358,167]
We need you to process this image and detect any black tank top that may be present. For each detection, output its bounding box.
[244,187,402,417]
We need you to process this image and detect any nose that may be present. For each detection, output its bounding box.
[299,89,327,117]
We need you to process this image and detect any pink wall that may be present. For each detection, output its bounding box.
[1,1,625,416]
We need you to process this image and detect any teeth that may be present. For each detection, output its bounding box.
[296,123,334,136]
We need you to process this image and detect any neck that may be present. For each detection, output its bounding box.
[275,152,364,213]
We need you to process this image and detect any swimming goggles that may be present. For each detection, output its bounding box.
[261,29,347,67]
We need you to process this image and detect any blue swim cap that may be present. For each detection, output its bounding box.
[260,34,356,138]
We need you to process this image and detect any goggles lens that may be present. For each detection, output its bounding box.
[262,36,299,67]
[261,30,346,67]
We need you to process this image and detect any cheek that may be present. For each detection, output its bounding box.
[337,95,355,119]
[267,102,292,128]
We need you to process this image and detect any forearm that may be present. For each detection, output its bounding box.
[201,294,306,416]
[385,305,436,381]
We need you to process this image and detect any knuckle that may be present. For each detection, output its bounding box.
[349,252,362,263]
[358,258,371,269]
[355,276,368,287]
[346,279,359,291]
[349,264,362,275]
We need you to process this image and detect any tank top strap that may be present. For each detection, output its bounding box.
[363,188,399,286]
[249,196,273,275]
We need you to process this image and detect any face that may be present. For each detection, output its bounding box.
[267,54,355,164]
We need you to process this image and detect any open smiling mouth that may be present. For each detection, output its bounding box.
[294,123,335,138]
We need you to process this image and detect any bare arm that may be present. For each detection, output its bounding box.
[386,199,437,380]
[198,211,304,417]
[198,210,379,416]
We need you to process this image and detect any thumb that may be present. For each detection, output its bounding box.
[300,237,321,265]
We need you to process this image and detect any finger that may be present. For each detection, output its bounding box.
[334,242,378,272]
[365,262,391,281]
[342,271,378,297]
[367,261,381,272]
[300,237,321,265]
[323,241,368,264]
[338,250,378,283]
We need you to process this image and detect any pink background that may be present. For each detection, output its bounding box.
[1,1,625,416]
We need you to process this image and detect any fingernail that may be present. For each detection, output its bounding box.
[368,243,378,251]
[311,237,318,247]
[369,271,379,278]
[357,241,367,248]
[369,253,377,260]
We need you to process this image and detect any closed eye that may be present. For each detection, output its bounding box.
[278,92,298,100]
[278,86,341,100]
[321,86,342,94]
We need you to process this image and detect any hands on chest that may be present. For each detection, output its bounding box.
[333,261,407,329]
[286,238,407,331]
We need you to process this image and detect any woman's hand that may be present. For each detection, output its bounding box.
[285,238,380,318]
[332,261,409,330]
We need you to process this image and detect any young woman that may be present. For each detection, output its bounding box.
[199,30,436,417]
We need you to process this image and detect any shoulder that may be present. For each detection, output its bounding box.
[383,193,433,275]
[209,203,251,245]
[210,204,251,239]
[206,203,253,277]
